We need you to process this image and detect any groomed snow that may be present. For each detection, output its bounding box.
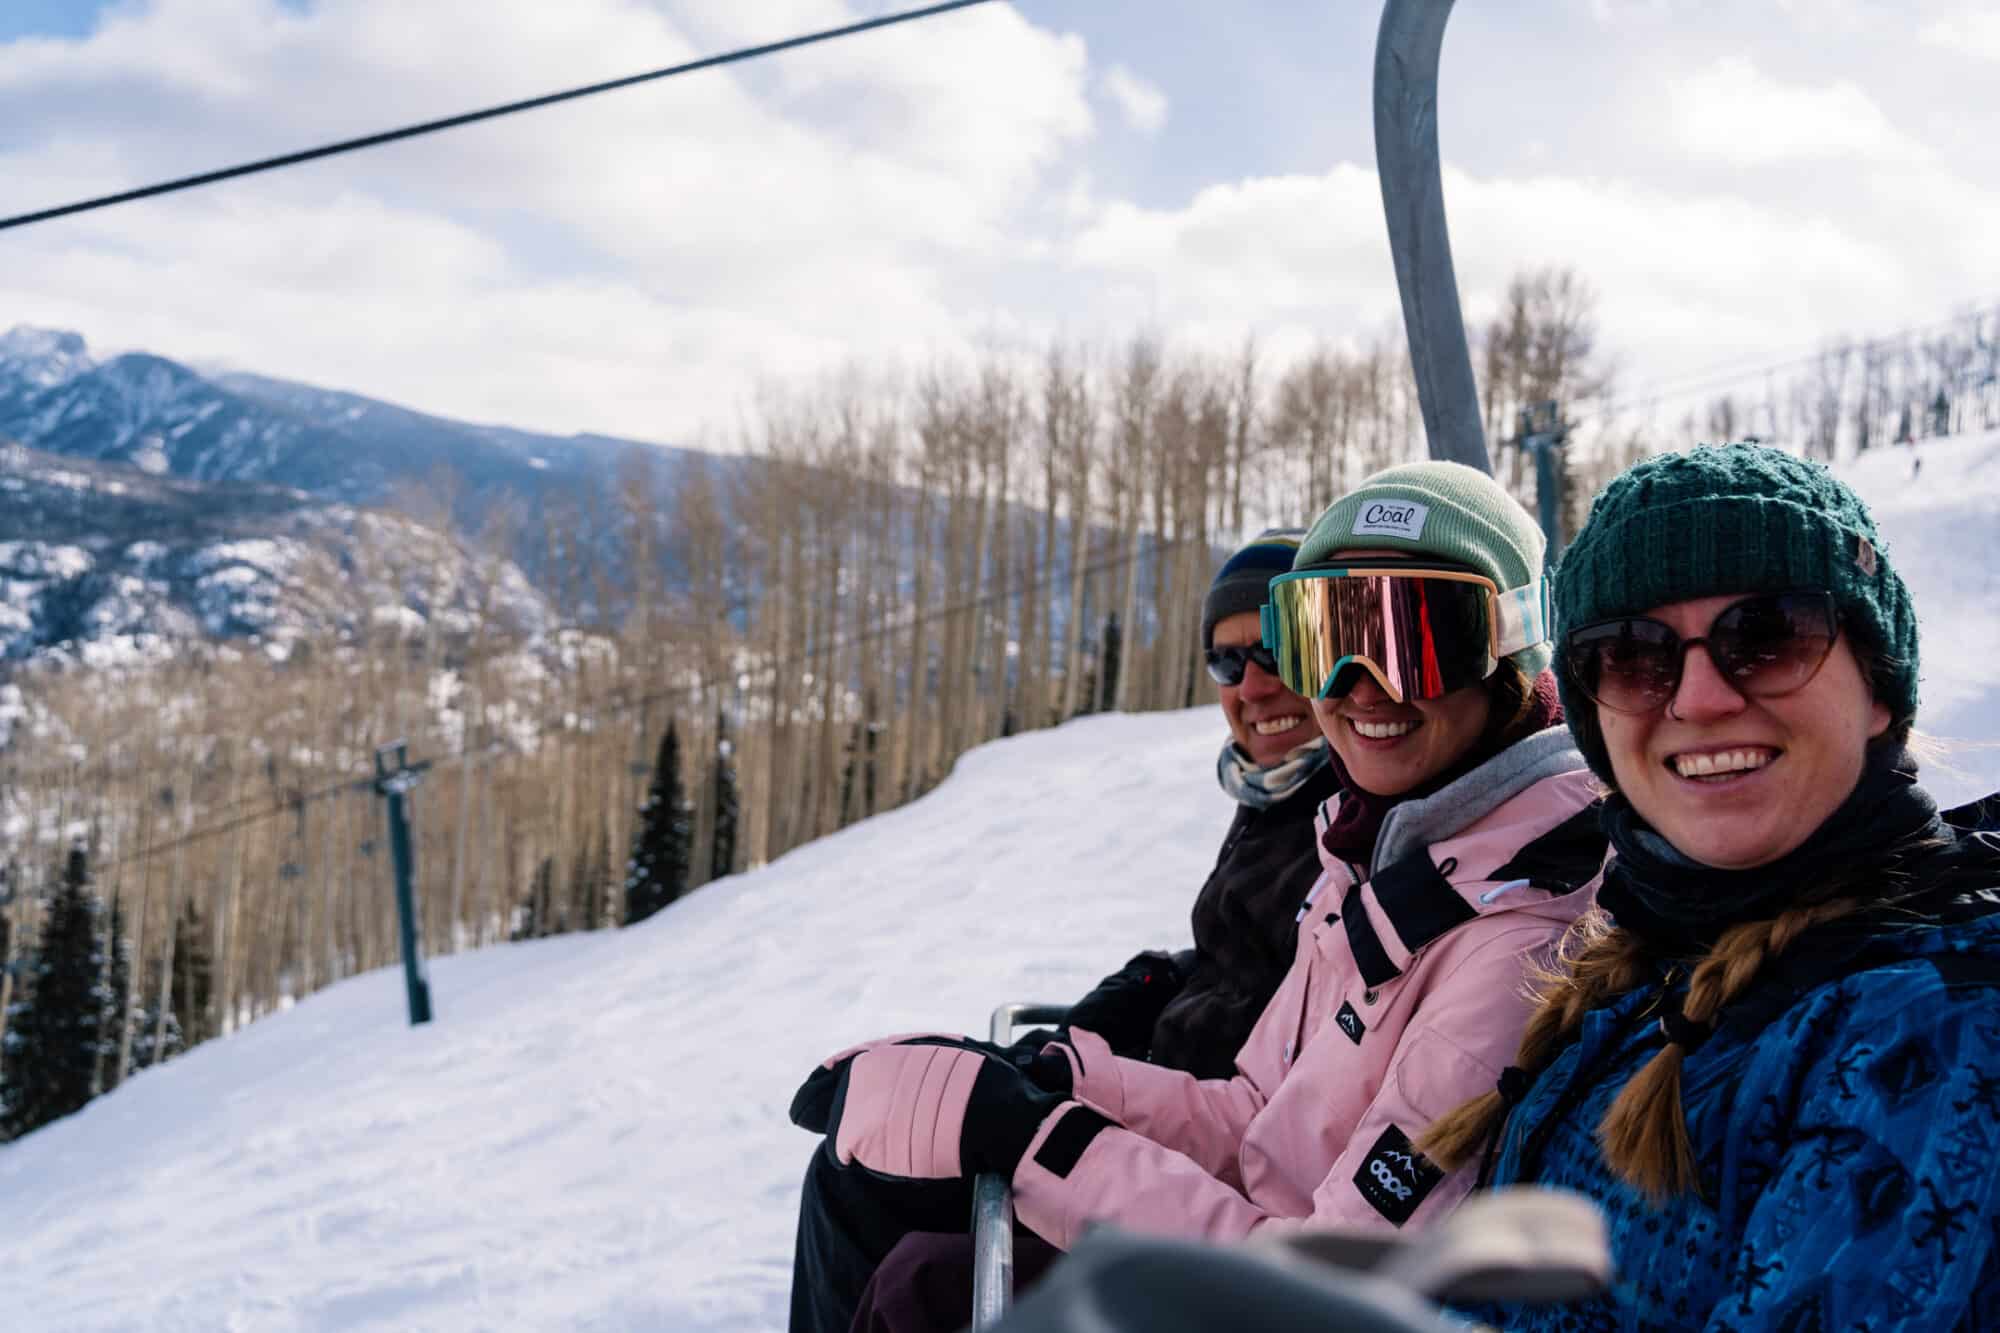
[2,433,1996,1331]
[2,710,1228,1331]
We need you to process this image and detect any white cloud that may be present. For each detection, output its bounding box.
[1919,6,2000,62]
[1662,55,1924,166]
[0,0,1092,440]
[1062,157,2000,417]
[1100,63,1168,134]
[2,0,1992,458]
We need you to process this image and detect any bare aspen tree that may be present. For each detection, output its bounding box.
[1054,350,1098,722]
[976,361,1019,741]
[673,454,730,882]
[1110,336,1160,713]
[897,400,940,801]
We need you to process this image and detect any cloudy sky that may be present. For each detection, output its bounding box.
[2,0,1995,444]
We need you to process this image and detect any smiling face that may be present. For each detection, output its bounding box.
[1213,611,1316,767]
[1299,547,1497,796]
[1598,593,1892,870]
[1312,671,1493,797]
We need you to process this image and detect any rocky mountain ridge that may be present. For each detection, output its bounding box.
[0,437,554,669]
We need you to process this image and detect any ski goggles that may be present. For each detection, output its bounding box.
[1204,643,1282,687]
[1564,589,1841,716]
[1259,564,1550,703]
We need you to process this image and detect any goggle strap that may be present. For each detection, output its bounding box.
[1491,577,1550,661]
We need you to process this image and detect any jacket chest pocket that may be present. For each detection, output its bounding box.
[1281,870,1352,1068]
[1297,910,1394,1059]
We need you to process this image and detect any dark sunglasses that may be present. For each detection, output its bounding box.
[1565,590,1841,716]
[1205,642,1282,687]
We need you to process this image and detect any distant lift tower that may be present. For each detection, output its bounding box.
[374,741,435,1026]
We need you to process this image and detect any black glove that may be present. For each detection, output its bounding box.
[962,1055,1078,1177]
[1061,949,1188,1059]
[1012,1039,1077,1097]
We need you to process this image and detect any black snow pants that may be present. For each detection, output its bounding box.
[789,1143,1060,1333]
[790,1142,976,1333]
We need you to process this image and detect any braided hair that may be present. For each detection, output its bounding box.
[1422,694,1924,1203]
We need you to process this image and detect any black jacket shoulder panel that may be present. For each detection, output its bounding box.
[1486,801,1609,894]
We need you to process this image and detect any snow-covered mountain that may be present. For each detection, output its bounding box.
[0,439,554,666]
[0,325,753,628]
[2,433,1994,1333]
[0,325,702,506]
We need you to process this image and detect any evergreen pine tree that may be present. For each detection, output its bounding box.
[512,857,556,941]
[1098,612,1123,713]
[99,892,131,1095]
[623,721,690,925]
[573,820,614,931]
[710,712,739,881]
[170,900,213,1049]
[131,955,184,1071]
[3,843,109,1139]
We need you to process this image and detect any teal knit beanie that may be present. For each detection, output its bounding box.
[1553,442,1919,780]
[1296,460,1552,679]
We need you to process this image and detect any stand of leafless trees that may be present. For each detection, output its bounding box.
[3,272,1619,1083]
[1648,305,2000,463]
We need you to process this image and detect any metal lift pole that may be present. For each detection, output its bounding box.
[1375,0,1491,474]
[374,741,435,1026]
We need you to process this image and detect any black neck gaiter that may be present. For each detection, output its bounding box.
[1596,744,1942,956]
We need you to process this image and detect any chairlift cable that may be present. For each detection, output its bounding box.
[0,0,995,234]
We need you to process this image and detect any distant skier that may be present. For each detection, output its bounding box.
[791,465,1610,1333]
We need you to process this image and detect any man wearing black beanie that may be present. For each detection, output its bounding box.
[794,529,1342,1333]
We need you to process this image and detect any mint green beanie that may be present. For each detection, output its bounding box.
[1296,460,1552,679]
[1553,442,1919,780]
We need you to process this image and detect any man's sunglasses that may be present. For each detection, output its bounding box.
[1564,590,1841,716]
[1205,643,1281,687]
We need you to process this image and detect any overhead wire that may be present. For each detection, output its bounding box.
[0,0,995,233]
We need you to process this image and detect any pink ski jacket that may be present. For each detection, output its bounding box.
[1010,726,1603,1247]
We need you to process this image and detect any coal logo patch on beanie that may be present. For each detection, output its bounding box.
[1352,500,1430,542]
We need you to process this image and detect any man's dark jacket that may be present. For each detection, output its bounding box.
[1064,759,1344,1080]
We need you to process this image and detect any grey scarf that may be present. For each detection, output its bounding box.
[1216,737,1333,810]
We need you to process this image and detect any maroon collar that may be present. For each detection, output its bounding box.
[1319,672,1563,866]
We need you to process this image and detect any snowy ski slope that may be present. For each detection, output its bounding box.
[3,433,1996,1331]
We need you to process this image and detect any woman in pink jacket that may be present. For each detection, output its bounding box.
[790,462,1606,1333]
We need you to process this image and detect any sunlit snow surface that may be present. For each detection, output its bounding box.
[3,434,1998,1332]
[2,711,1226,1331]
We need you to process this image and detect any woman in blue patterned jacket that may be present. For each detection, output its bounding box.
[1422,443,2000,1330]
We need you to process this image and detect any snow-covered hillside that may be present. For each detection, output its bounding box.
[1,710,1229,1332]
[2,433,1995,1332]
[1839,431,2000,783]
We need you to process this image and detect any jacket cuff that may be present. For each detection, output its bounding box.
[1010,1101,1114,1249]
[1056,1027,1126,1122]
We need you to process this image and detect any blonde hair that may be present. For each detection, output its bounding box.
[1420,898,1863,1202]
[1422,636,1939,1201]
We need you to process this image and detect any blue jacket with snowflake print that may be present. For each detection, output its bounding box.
[1475,807,2000,1332]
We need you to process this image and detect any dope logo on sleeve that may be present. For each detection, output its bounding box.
[1353,1124,1445,1225]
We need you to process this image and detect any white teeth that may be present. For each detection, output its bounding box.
[1350,718,1418,740]
[1672,748,1775,779]
[1254,716,1304,736]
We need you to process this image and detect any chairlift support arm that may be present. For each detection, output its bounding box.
[1375,0,1491,474]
